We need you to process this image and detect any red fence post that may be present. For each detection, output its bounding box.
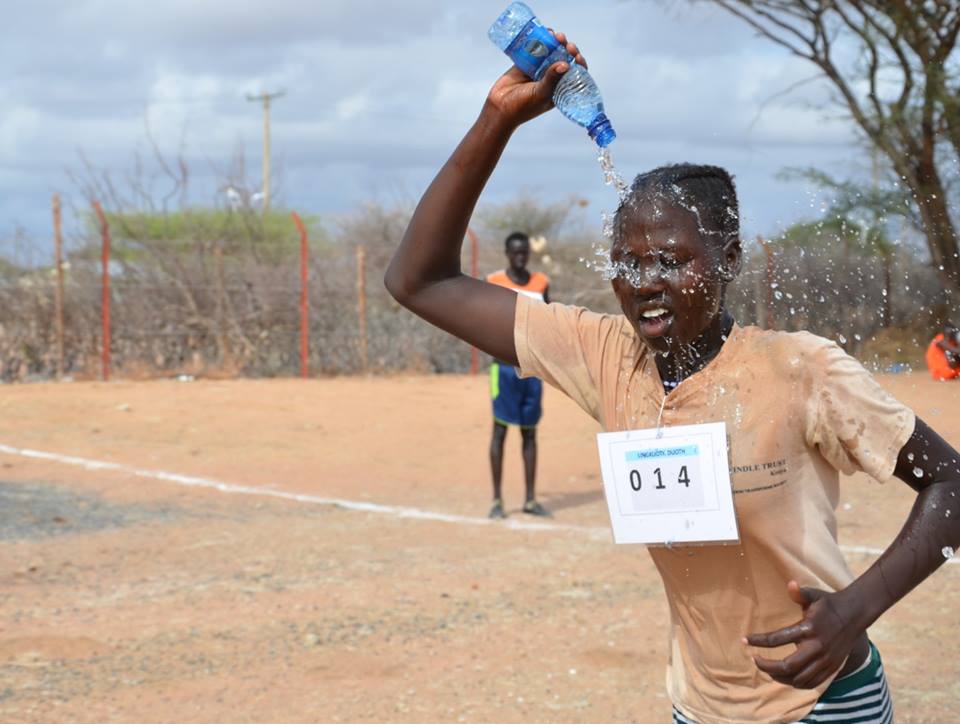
[291,211,309,379]
[467,228,479,376]
[92,201,111,381]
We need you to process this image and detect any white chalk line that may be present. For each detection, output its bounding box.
[0,442,956,565]
[0,443,595,536]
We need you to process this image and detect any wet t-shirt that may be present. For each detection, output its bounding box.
[513,295,915,724]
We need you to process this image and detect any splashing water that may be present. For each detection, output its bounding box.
[598,147,630,202]
[583,137,945,395]
[579,240,618,280]
[601,211,615,239]
[588,147,738,289]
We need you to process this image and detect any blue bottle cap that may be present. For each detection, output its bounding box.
[588,114,616,147]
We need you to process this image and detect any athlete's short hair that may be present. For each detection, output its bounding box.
[614,163,740,248]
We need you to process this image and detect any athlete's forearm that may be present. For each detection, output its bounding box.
[385,105,514,301]
[843,479,960,628]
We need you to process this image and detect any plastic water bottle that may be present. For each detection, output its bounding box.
[489,2,616,147]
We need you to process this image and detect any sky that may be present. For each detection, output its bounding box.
[1,0,872,253]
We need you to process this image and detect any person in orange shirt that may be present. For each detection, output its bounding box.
[925,323,960,380]
[485,232,551,519]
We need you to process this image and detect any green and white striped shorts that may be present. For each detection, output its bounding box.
[672,642,892,723]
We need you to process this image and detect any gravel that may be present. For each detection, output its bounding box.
[0,481,181,541]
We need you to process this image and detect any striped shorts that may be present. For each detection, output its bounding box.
[672,642,893,723]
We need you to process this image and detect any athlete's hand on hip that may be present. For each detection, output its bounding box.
[483,30,587,128]
[744,580,864,689]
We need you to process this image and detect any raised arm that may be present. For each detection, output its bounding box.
[384,33,585,365]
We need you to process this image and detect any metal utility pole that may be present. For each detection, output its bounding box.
[246,90,285,211]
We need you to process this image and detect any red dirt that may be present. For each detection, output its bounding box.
[0,373,957,722]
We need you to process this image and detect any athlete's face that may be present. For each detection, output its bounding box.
[610,200,740,354]
[506,239,530,273]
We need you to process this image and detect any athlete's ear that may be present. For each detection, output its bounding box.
[721,238,742,281]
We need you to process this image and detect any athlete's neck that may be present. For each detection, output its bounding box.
[656,310,734,386]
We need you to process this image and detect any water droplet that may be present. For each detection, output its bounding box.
[943,546,955,560]
[913,466,924,478]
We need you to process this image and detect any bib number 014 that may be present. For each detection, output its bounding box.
[596,422,739,546]
[629,465,690,491]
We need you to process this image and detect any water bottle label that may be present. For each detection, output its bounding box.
[505,19,560,80]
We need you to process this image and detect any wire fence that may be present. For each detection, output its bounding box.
[0,198,948,382]
[0,202,430,380]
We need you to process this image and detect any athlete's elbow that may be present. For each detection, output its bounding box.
[383,264,408,304]
[383,261,421,308]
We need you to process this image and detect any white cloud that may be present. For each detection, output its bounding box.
[0,0,880,243]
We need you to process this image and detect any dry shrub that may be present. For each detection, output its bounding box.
[0,192,947,381]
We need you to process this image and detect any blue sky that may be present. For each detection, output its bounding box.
[1,0,869,252]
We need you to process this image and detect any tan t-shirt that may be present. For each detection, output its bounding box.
[514,295,915,724]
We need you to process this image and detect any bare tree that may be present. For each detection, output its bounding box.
[705,0,960,308]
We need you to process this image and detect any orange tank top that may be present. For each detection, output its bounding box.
[486,270,549,302]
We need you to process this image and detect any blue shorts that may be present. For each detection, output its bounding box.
[490,362,542,428]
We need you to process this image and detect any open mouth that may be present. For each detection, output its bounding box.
[637,307,674,337]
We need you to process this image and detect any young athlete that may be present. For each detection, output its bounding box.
[486,231,551,519]
[384,32,960,723]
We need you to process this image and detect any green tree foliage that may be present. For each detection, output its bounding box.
[75,207,326,265]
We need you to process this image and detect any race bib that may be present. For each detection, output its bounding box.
[596,422,739,546]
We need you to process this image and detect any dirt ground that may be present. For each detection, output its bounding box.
[0,372,958,723]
